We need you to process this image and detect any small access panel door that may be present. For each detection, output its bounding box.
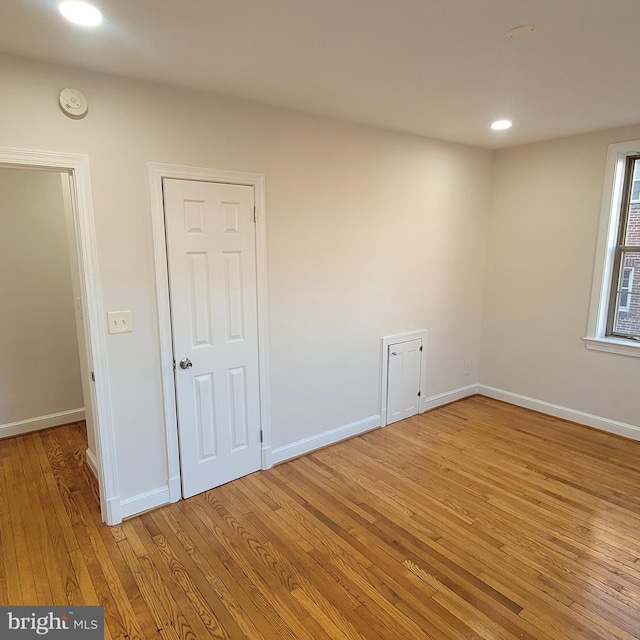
[386,338,422,425]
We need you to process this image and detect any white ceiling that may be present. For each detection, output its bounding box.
[2,0,640,149]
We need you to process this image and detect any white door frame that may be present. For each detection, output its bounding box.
[380,330,428,425]
[0,147,119,525]
[149,163,272,501]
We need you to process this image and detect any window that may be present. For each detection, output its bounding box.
[585,141,640,357]
[632,162,640,202]
[607,155,640,338]
[618,267,634,313]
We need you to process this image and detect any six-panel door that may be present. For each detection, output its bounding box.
[163,178,261,498]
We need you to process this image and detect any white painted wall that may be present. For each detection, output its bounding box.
[0,54,491,504]
[482,124,640,427]
[0,166,83,426]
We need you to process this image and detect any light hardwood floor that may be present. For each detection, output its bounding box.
[1,396,639,639]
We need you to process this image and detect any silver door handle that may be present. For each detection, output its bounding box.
[392,352,397,356]
[179,358,193,370]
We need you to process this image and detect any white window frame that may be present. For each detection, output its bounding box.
[584,140,640,357]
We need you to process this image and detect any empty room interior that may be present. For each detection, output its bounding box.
[0,1,639,639]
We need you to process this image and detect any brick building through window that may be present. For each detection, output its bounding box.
[611,192,640,336]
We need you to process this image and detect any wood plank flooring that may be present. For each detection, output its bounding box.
[1,396,640,639]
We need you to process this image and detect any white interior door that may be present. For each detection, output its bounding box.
[163,178,261,498]
[386,338,422,425]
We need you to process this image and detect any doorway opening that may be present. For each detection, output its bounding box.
[0,148,117,525]
[0,168,84,437]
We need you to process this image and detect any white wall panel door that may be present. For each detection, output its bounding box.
[386,339,422,425]
[163,178,261,498]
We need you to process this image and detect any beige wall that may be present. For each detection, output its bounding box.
[0,167,83,425]
[3,51,639,513]
[0,54,492,501]
[482,124,640,426]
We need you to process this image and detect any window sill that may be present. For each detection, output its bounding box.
[583,336,640,358]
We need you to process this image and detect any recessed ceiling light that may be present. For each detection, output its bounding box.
[59,1,103,27]
[491,120,512,131]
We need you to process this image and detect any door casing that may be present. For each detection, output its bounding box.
[149,163,272,502]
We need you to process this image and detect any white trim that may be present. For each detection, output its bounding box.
[148,163,271,503]
[421,385,478,412]
[478,385,640,441]
[254,176,273,470]
[121,486,172,520]
[270,415,381,465]
[85,447,99,479]
[269,384,478,467]
[0,148,119,526]
[232,382,640,469]
[0,409,85,439]
[583,336,640,358]
[167,475,182,503]
[261,446,274,469]
[380,330,427,426]
[585,140,640,354]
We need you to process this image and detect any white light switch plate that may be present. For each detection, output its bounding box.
[107,310,132,334]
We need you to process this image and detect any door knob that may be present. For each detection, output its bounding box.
[179,358,193,370]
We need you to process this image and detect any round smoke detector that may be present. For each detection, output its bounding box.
[59,87,88,118]
[505,24,538,40]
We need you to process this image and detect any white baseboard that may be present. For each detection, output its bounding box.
[0,408,85,439]
[268,386,480,468]
[112,383,639,522]
[120,485,172,520]
[421,384,479,412]
[478,385,640,442]
[270,414,381,465]
[85,447,99,479]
